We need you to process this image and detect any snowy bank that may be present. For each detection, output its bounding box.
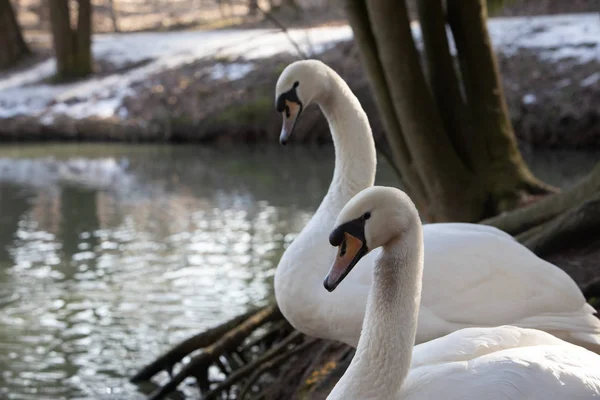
[0,13,598,131]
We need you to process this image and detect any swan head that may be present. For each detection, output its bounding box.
[275,60,331,145]
[324,186,418,292]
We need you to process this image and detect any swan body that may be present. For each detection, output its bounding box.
[273,59,600,351]
[325,186,600,399]
[402,326,600,399]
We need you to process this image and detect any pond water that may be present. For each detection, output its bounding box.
[0,143,597,399]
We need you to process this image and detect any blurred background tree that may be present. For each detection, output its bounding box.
[49,0,93,80]
[0,0,30,68]
[107,0,119,32]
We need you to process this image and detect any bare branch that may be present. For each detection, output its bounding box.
[255,4,308,59]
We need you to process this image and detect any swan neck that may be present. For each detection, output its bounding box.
[329,220,423,399]
[318,73,376,203]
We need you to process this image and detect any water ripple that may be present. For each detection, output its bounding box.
[0,144,596,398]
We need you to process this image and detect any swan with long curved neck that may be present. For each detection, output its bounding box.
[273,59,600,351]
[326,186,600,399]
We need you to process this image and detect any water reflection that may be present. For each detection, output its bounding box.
[0,144,596,399]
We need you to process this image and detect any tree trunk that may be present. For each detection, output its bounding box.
[49,0,73,78]
[281,0,301,19]
[446,0,553,211]
[281,0,298,9]
[362,0,483,221]
[344,0,429,213]
[248,0,258,16]
[416,0,476,169]
[0,0,30,69]
[107,0,119,32]
[49,0,93,81]
[345,0,553,222]
[76,0,92,74]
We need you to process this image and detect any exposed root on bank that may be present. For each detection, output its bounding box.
[203,330,305,399]
[483,162,600,235]
[583,278,600,310]
[520,193,600,257]
[131,302,342,400]
[132,304,288,399]
[131,309,259,383]
[236,336,320,399]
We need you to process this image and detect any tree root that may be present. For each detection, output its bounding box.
[142,304,283,400]
[238,319,290,354]
[583,278,600,309]
[131,308,258,383]
[482,162,600,235]
[583,278,600,301]
[237,336,320,399]
[292,343,354,398]
[131,302,348,400]
[203,330,304,399]
[521,193,600,257]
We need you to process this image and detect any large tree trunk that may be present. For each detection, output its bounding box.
[348,0,482,221]
[76,0,92,71]
[345,0,553,222]
[280,0,301,19]
[49,0,93,81]
[0,0,30,69]
[344,0,429,213]
[248,0,258,16]
[415,0,475,169]
[446,0,553,211]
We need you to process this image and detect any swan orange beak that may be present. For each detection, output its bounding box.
[324,233,368,292]
[279,100,301,145]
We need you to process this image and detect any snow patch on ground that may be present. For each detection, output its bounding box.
[210,62,255,80]
[522,93,537,105]
[488,13,600,63]
[581,72,600,87]
[0,13,597,123]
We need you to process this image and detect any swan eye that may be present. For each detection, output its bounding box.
[363,212,371,220]
[293,81,299,88]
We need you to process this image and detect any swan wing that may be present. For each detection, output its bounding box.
[419,224,599,338]
[405,326,600,399]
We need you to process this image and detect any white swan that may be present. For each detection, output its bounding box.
[325,186,600,399]
[274,59,600,351]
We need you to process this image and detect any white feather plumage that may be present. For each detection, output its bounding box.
[326,187,600,400]
[273,60,600,353]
